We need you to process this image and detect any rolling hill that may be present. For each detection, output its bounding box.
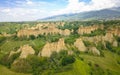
[38,7,120,21]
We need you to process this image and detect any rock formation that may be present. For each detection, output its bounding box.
[61,29,71,36]
[74,38,87,51]
[1,32,15,37]
[17,22,70,38]
[107,27,120,37]
[39,38,66,57]
[78,25,102,35]
[82,36,102,44]
[9,45,35,58]
[88,47,100,55]
[9,49,21,58]
[103,32,114,43]
[82,32,118,47]
[74,38,100,55]
[112,40,118,47]
[19,45,35,58]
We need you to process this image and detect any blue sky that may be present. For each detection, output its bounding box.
[0,0,120,22]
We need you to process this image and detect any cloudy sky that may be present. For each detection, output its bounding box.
[0,0,120,22]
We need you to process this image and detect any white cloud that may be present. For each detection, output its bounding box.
[0,8,51,22]
[0,0,55,22]
[1,8,11,13]
[53,0,120,15]
[26,0,33,5]
[0,0,120,22]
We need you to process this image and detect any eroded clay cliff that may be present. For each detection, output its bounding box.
[39,38,66,57]
[78,25,104,35]
[17,22,70,37]
[74,38,87,51]
[9,44,35,58]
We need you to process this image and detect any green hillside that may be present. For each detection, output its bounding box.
[38,7,120,21]
[0,20,120,75]
[0,65,31,75]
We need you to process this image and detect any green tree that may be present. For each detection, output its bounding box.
[0,52,20,68]
[61,55,75,66]
[11,59,32,73]
[26,55,48,75]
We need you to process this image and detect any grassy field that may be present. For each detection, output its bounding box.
[56,59,90,75]
[0,40,30,53]
[80,50,120,75]
[0,65,31,75]
[0,40,30,59]
[0,38,45,58]
[0,49,120,75]
[54,50,120,75]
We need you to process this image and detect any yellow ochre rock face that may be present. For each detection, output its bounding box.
[88,47,100,56]
[9,44,35,58]
[78,25,98,35]
[63,29,71,36]
[74,38,87,52]
[74,38,101,55]
[19,45,35,58]
[17,22,70,37]
[78,25,104,35]
[39,38,66,57]
[82,32,118,47]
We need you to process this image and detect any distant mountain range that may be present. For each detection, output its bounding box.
[38,7,120,21]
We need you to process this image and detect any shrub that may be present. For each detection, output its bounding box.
[65,34,80,44]
[26,55,49,75]
[59,50,68,57]
[29,35,36,40]
[90,63,105,75]
[83,41,95,47]
[0,54,10,68]
[0,36,6,44]
[112,47,120,55]
[49,50,75,72]
[116,37,120,46]
[61,55,75,66]
[11,59,32,73]
[97,42,105,50]
[106,41,113,51]
[0,52,20,68]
